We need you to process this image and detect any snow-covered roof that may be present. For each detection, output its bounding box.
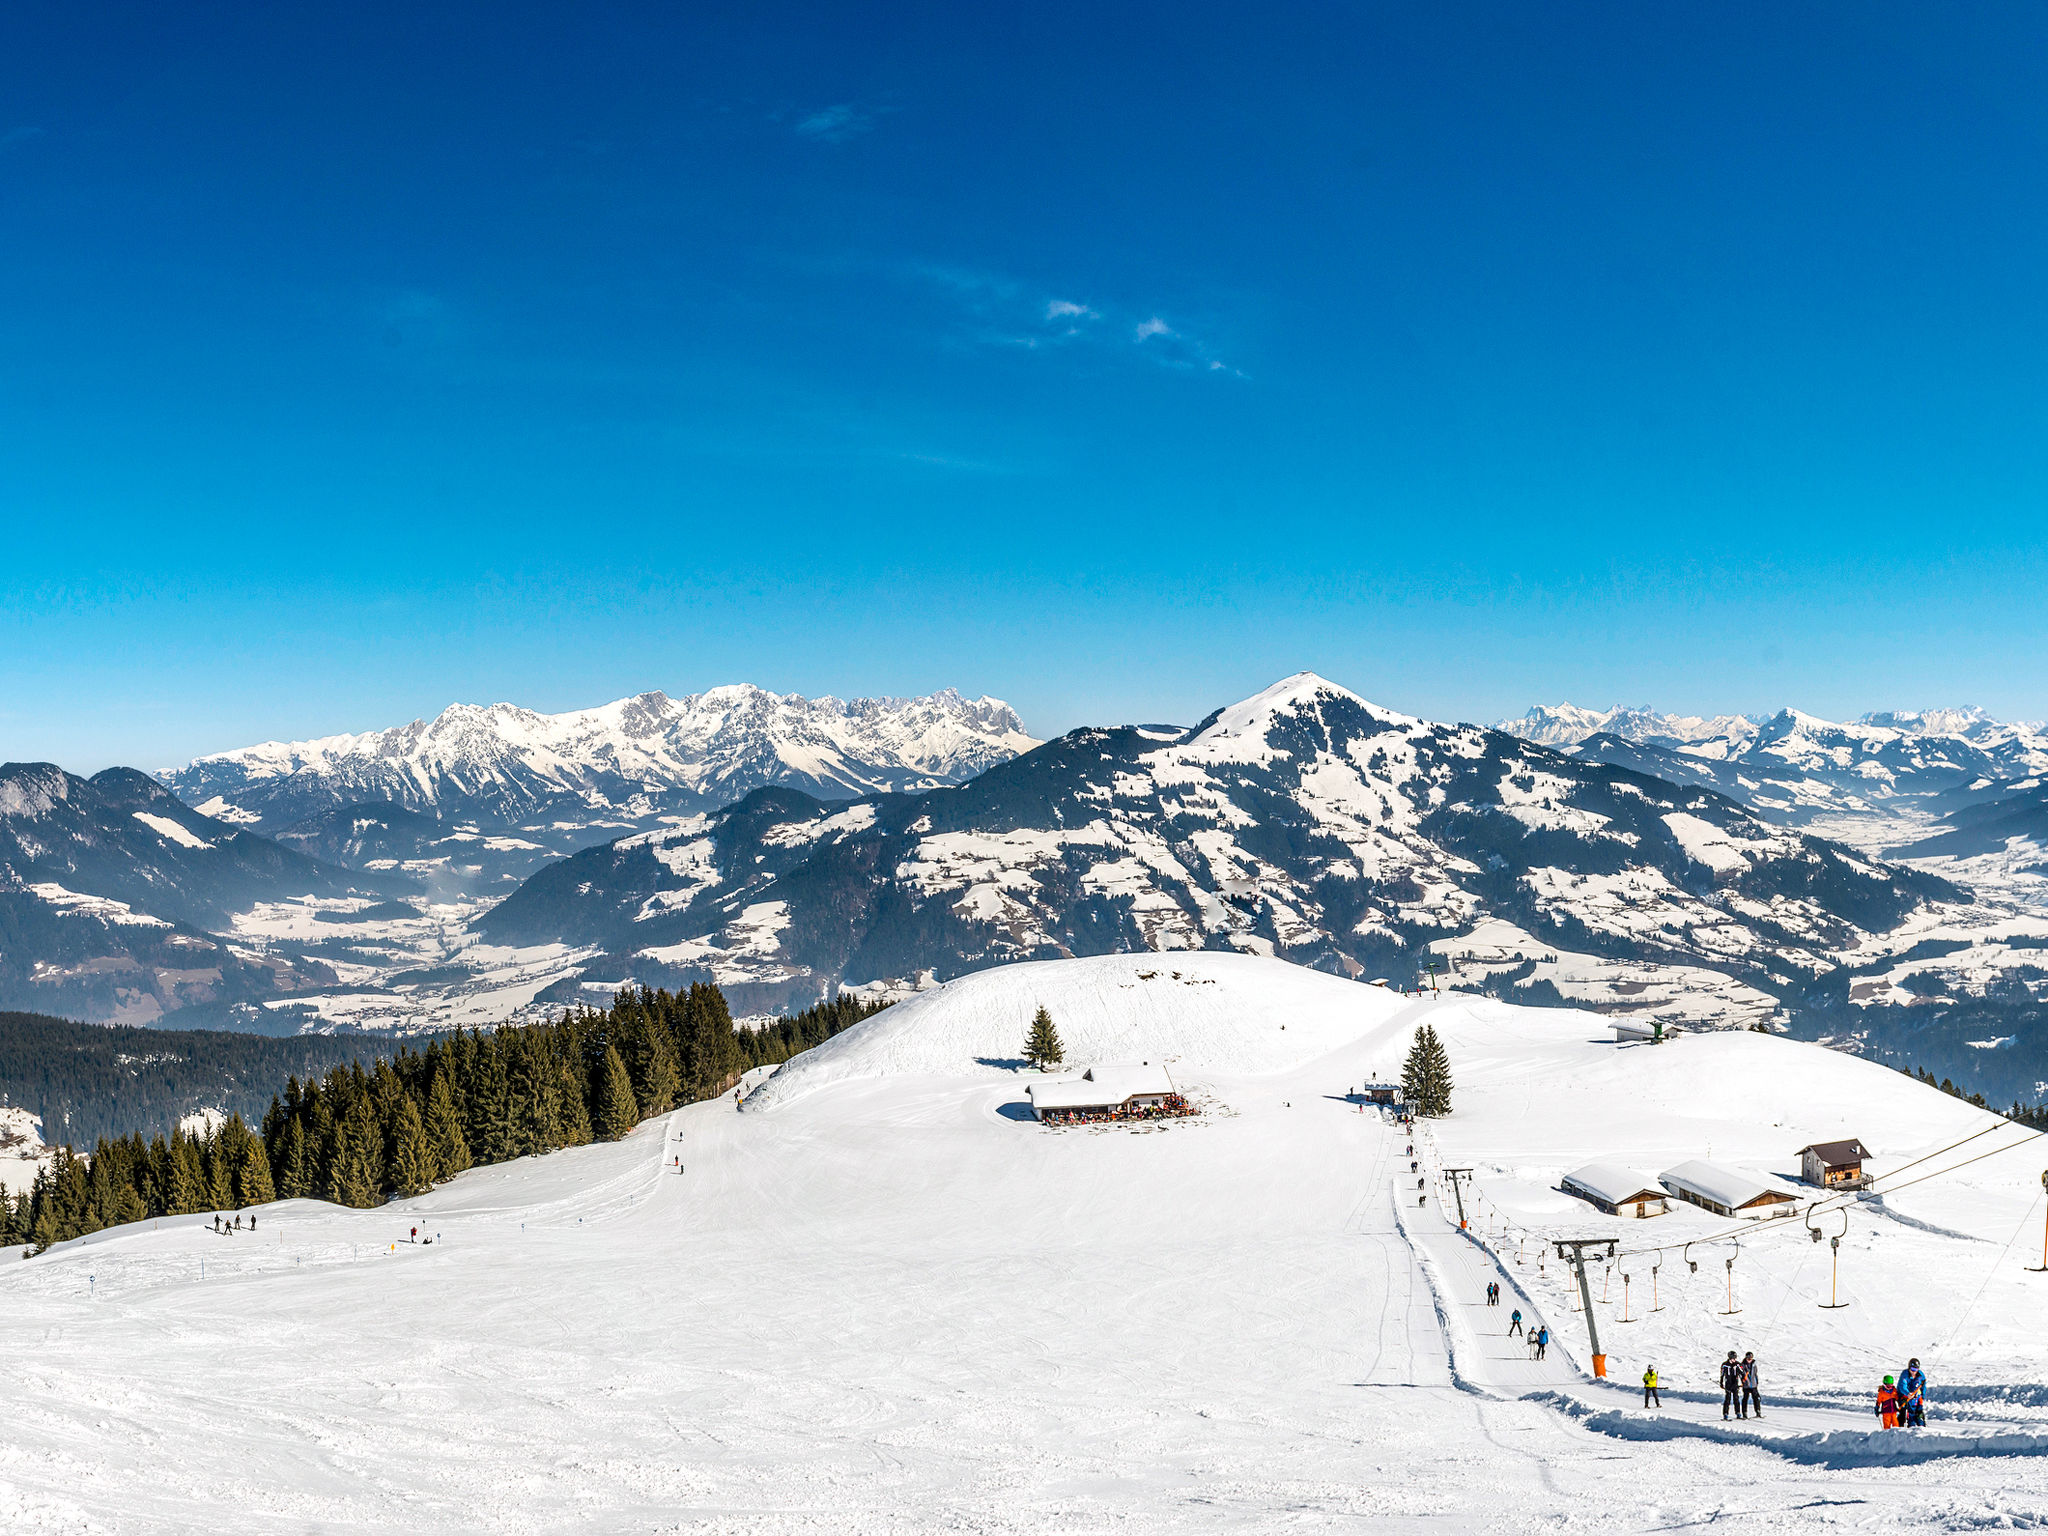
[1561,1163,1667,1208]
[1659,1159,1797,1211]
[1027,1062,1176,1111]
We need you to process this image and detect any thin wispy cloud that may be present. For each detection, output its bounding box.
[792,103,876,143]
[901,264,1236,374]
[1132,315,1234,373]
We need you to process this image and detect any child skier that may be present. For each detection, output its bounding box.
[1508,1308,1523,1336]
[1876,1376,1900,1428]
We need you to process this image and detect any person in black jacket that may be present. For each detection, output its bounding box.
[1720,1351,1744,1419]
[1741,1352,1763,1419]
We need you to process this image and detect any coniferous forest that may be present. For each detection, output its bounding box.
[4,986,887,1254]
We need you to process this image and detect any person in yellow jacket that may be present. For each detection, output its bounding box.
[1642,1365,1661,1408]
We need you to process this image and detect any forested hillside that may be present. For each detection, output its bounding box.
[4,986,883,1252]
[0,1013,399,1145]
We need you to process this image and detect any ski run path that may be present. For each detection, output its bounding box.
[9,953,2048,1532]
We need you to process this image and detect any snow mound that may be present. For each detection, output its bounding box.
[746,952,1412,1110]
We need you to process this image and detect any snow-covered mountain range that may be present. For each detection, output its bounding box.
[169,685,1037,825]
[162,686,1039,894]
[1498,701,2048,829]
[473,673,1955,1023]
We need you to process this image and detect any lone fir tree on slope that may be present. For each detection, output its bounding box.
[1401,1024,1453,1117]
[1023,1007,1065,1071]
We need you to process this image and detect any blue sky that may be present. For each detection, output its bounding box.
[7,3,2048,769]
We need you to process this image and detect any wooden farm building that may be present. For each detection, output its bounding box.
[1659,1159,1799,1220]
[1798,1138,1872,1190]
[1561,1163,1670,1218]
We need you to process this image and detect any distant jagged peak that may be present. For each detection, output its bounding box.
[1499,703,1764,749]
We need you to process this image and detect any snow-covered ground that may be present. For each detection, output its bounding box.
[8,956,2048,1532]
[0,1105,51,1197]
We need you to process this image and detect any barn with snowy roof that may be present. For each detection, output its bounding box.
[1659,1159,1799,1219]
[1561,1163,1669,1218]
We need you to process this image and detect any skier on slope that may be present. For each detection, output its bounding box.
[1642,1365,1660,1409]
[1740,1352,1763,1419]
[1899,1359,1927,1427]
[1508,1308,1523,1337]
[1876,1376,1900,1428]
[1534,1326,1548,1361]
[1720,1352,1744,1420]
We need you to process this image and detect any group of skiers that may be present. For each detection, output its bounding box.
[1717,1351,1764,1419]
[209,1213,253,1235]
[1493,1297,1550,1358]
[1876,1359,1928,1428]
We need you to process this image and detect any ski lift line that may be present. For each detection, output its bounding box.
[1935,1188,2045,1360]
[1858,1132,2044,1202]
[1858,1119,2034,1193]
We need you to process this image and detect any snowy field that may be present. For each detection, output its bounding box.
[8,954,2048,1532]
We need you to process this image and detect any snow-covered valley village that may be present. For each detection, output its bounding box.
[14,675,2048,1530]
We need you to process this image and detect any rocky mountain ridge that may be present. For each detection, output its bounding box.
[474,674,1958,1021]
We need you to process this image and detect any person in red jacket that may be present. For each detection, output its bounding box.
[1875,1376,1900,1428]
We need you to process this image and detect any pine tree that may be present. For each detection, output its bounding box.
[327,1101,382,1208]
[512,1036,565,1156]
[167,1130,205,1214]
[1401,1024,1454,1117]
[426,1070,471,1180]
[597,1045,638,1141]
[555,1055,592,1148]
[235,1128,277,1207]
[202,1133,235,1210]
[640,1020,681,1116]
[470,1035,517,1165]
[388,1096,433,1196]
[276,1116,313,1199]
[1023,1007,1065,1071]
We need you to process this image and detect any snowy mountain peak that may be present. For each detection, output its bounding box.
[1193,672,1417,747]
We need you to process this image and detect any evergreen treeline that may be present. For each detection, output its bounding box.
[1895,1061,2048,1128]
[6,984,889,1254]
[0,1010,402,1146]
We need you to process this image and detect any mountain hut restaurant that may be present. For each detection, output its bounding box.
[1026,1063,1185,1124]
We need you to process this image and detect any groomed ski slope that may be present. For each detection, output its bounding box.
[6,954,2048,1532]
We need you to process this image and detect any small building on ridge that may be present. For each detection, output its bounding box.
[1798,1138,1872,1190]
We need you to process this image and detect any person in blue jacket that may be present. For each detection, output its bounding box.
[1898,1358,1927,1427]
